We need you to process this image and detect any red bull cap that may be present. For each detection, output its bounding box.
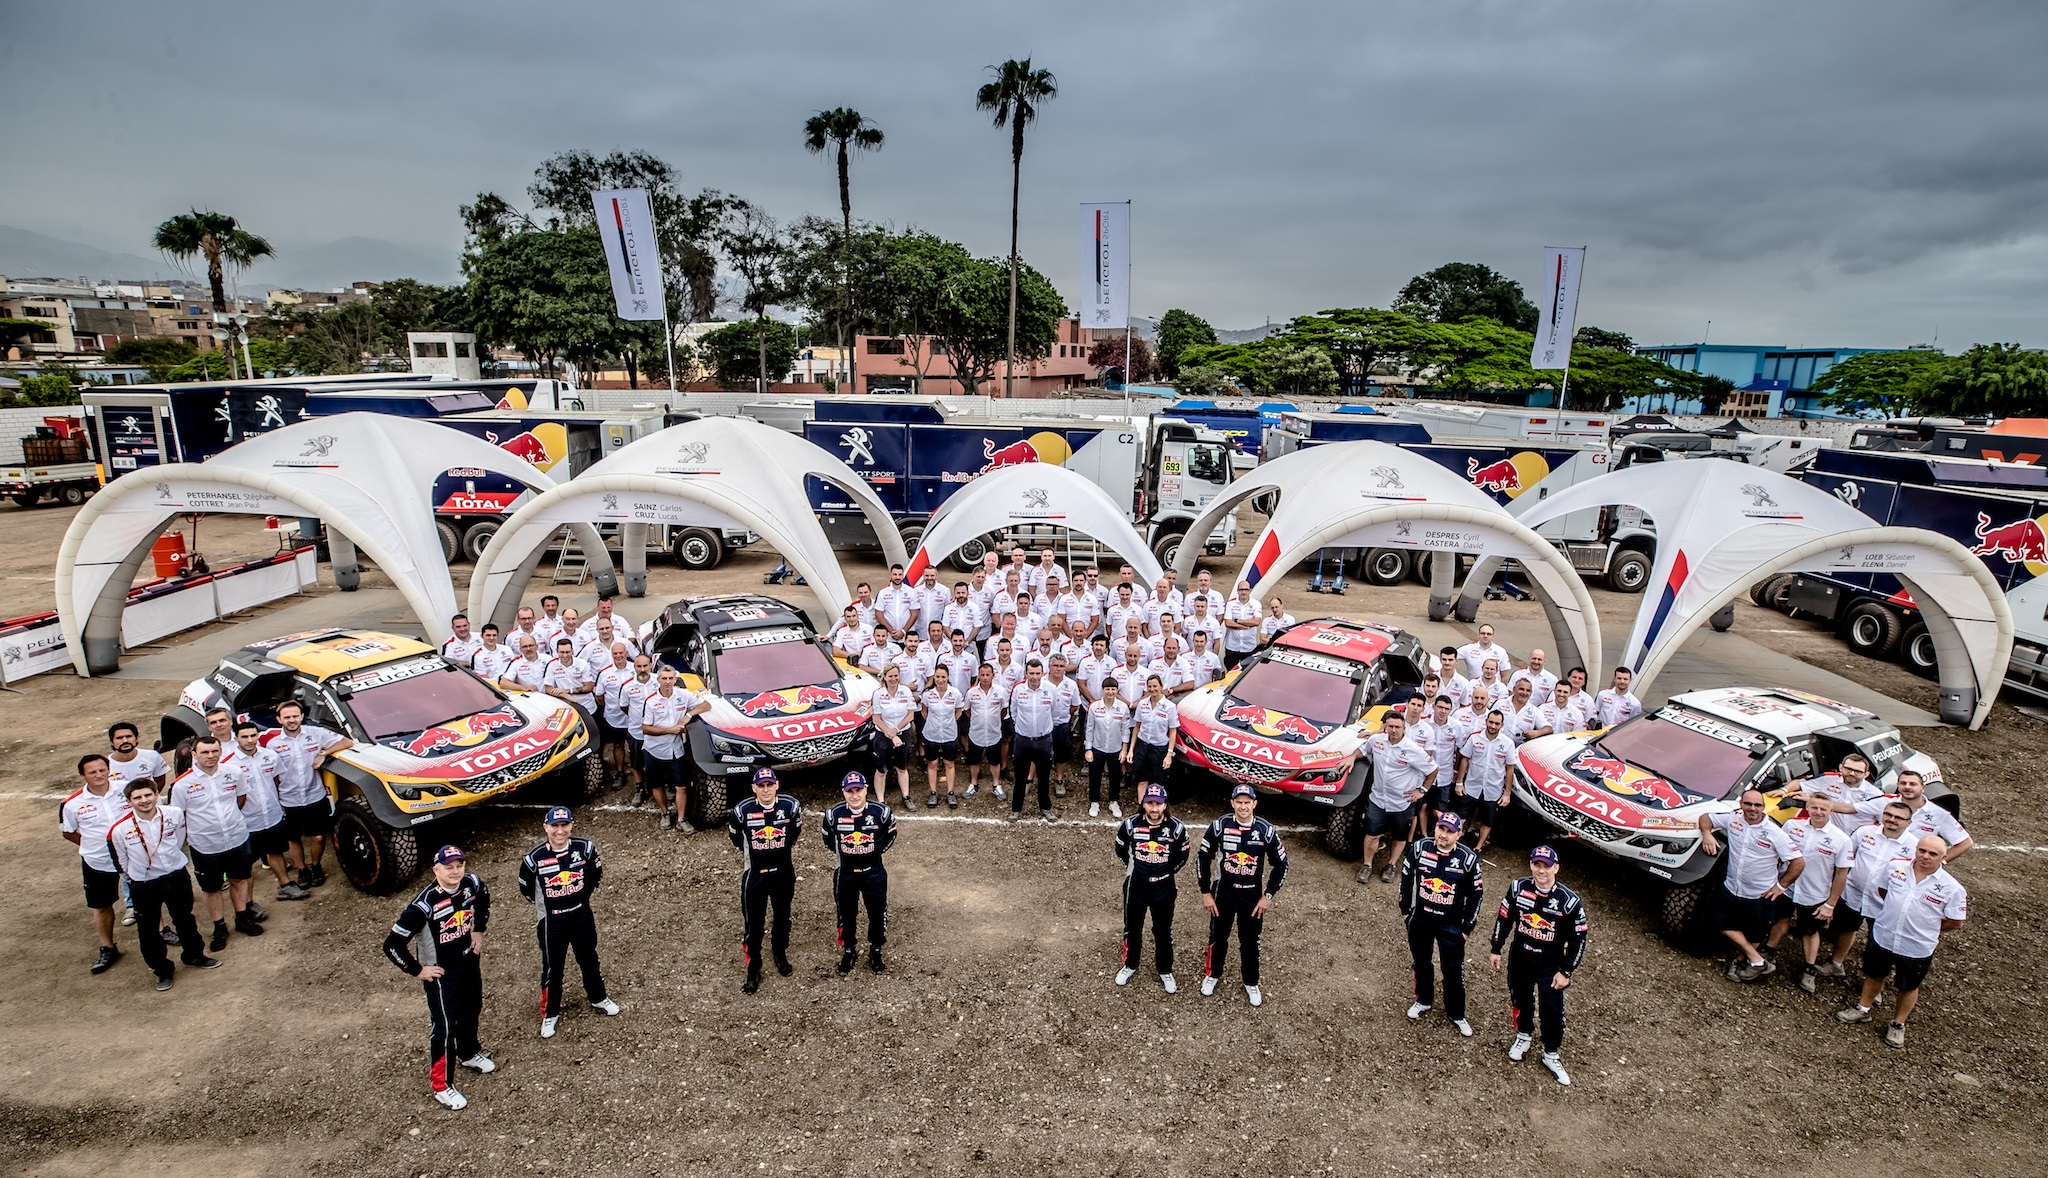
[841,770,869,792]
[1142,784,1168,804]
[1230,783,1257,799]
[752,768,779,786]
[434,844,466,864]
[543,806,573,825]
[1436,812,1464,832]
[1529,845,1559,866]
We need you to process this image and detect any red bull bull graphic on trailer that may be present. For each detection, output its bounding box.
[1971,510,2048,572]
[1217,700,1330,744]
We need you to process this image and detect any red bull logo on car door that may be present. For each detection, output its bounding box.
[398,706,524,758]
[730,683,846,718]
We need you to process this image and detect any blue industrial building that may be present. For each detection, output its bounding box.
[1625,343,1892,417]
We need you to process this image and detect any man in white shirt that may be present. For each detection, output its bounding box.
[827,605,870,658]
[1185,631,1224,689]
[1111,642,1151,708]
[1356,712,1439,886]
[1008,662,1063,821]
[1184,571,1225,618]
[1771,795,1856,994]
[1143,579,1183,636]
[510,605,543,656]
[1837,835,1968,1049]
[1077,633,1118,704]
[442,613,484,668]
[1698,790,1805,981]
[577,618,637,667]
[942,582,985,648]
[1822,800,1915,982]
[1222,581,1263,670]
[532,595,566,649]
[573,596,623,651]
[1414,694,1465,829]
[1434,647,1474,709]
[1854,770,1973,861]
[1112,617,1154,666]
[1454,709,1516,851]
[1045,655,1084,799]
[500,634,550,693]
[961,664,1008,802]
[1149,636,1197,699]
[638,666,709,832]
[224,717,305,902]
[1785,752,1885,835]
[940,631,980,702]
[592,643,638,788]
[874,564,917,642]
[1258,596,1295,644]
[1105,583,1143,645]
[893,633,934,694]
[858,630,902,679]
[1031,547,1067,596]
[267,699,353,890]
[619,654,659,803]
[850,583,877,629]
[1521,682,1586,741]
[107,778,219,988]
[1457,625,1512,682]
[544,637,596,716]
[171,736,261,950]
[1500,679,1540,743]
[61,753,130,975]
[1508,649,1557,702]
[1594,666,1644,729]
[1183,597,1224,653]
[106,721,169,792]
[471,624,514,682]
[1561,667,1595,722]
[916,568,951,635]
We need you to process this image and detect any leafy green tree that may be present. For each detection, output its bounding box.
[715,204,795,393]
[1574,325,1634,351]
[0,317,48,355]
[1397,263,1537,331]
[930,254,1062,395]
[151,209,275,377]
[864,229,977,393]
[1810,350,1951,416]
[1926,343,2048,417]
[103,337,199,380]
[1280,307,1443,390]
[1085,335,1156,385]
[698,320,798,391]
[1263,344,1339,396]
[465,226,625,378]
[1154,308,1216,377]
[803,108,884,393]
[1173,365,1238,397]
[284,301,388,374]
[1694,374,1735,416]
[976,57,1058,397]
[6,372,79,407]
[167,337,298,381]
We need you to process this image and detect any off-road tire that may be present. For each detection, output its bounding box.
[1324,800,1365,860]
[673,528,724,571]
[435,520,462,564]
[334,796,420,894]
[686,764,731,828]
[1362,548,1411,586]
[461,521,500,563]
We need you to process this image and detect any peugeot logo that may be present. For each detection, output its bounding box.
[602,493,619,511]
[300,435,338,458]
[153,482,173,502]
[1022,487,1051,510]
[1740,483,1778,508]
[1834,480,1862,508]
[1395,520,1412,537]
[839,426,876,465]
[676,441,709,464]
[1370,465,1403,489]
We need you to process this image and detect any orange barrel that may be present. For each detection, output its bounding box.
[151,533,189,579]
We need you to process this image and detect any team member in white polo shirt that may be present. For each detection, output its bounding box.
[942,583,984,649]
[543,637,596,718]
[107,778,220,990]
[105,721,168,792]
[1085,679,1133,819]
[1355,712,1439,886]
[1076,633,1118,705]
[1853,770,1973,862]
[1222,581,1262,670]
[268,699,352,890]
[920,664,966,808]
[1258,595,1295,645]
[61,753,130,975]
[224,717,306,901]
[170,736,262,950]
[1105,582,1143,644]
[591,642,637,789]
[1819,799,1916,980]
[1771,795,1855,994]
[1148,635,1197,699]
[532,595,566,649]
[869,664,919,810]
[1454,709,1517,852]
[1185,631,1224,689]
[639,666,709,832]
[961,664,1008,802]
[619,654,659,804]
[1561,667,1595,722]
[1457,625,1512,682]
[1784,752,1883,835]
[499,634,549,692]
[470,624,514,682]
[1837,835,1968,1049]
[1125,676,1180,802]
[441,613,483,669]
[1594,667,1643,729]
[874,564,917,642]
[1008,660,1061,822]
[1698,789,1805,982]
[1507,649,1557,701]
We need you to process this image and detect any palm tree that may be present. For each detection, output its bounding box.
[803,108,884,394]
[976,58,1057,398]
[153,210,274,379]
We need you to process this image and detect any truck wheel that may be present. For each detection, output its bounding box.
[1749,575,1790,608]
[59,484,88,506]
[435,520,462,564]
[333,796,420,893]
[1899,623,1939,678]
[1362,548,1410,586]
[1151,530,1184,570]
[951,534,990,573]
[1606,549,1652,593]
[672,528,723,570]
[1843,601,1904,658]
[1323,799,1365,860]
[897,523,924,558]
[8,492,35,508]
[461,521,500,562]
[686,765,731,828]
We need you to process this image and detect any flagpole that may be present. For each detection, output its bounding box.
[1125,199,1133,419]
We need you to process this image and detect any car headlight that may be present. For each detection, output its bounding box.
[389,781,458,801]
[711,733,761,759]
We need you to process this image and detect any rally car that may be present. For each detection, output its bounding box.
[161,629,597,892]
[640,594,878,823]
[1511,685,1951,938]
[1175,617,1428,855]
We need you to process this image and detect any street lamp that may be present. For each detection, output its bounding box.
[233,313,253,378]
[211,328,234,379]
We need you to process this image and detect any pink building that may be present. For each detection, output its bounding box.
[855,317,1105,397]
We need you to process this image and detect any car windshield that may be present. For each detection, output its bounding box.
[712,638,839,695]
[346,665,505,741]
[1228,659,1357,726]
[1595,715,1762,799]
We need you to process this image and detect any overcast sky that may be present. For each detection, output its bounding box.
[5,1,2044,348]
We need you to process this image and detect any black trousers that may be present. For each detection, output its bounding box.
[834,864,888,949]
[1122,878,1176,973]
[1508,950,1569,1053]
[535,906,607,1018]
[1088,751,1124,803]
[1204,886,1265,985]
[129,870,205,978]
[1406,913,1469,1019]
[424,953,483,1092]
[741,866,794,969]
[1012,733,1054,812]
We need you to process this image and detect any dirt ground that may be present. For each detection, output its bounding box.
[3,497,2044,1177]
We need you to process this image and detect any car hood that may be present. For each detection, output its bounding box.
[1517,732,1721,830]
[339,693,578,781]
[702,670,879,743]
[1178,685,1362,772]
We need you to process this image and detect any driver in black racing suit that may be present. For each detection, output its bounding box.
[1197,783,1288,1008]
[1489,844,1587,1086]
[1399,811,1484,1037]
[1114,782,1190,993]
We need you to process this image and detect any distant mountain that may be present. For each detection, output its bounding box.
[0,224,460,291]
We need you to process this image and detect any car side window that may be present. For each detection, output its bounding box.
[303,687,349,734]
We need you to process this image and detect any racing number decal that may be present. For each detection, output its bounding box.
[1163,458,1183,475]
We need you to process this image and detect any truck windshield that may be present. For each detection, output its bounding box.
[1188,445,1228,483]
[349,666,506,742]
[1594,715,1763,800]
[712,638,841,695]
[1227,660,1357,727]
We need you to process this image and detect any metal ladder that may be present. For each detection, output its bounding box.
[550,526,589,585]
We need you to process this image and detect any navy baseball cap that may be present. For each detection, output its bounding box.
[1142,784,1168,803]
[841,770,869,792]
[543,806,573,825]
[752,768,779,786]
[1435,812,1464,832]
[433,845,466,864]
[1230,783,1257,799]
[1529,845,1559,866]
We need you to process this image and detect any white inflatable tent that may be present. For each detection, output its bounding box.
[55,414,608,676]
[470,416,906,628]
[1507,459,2012,728]
[1223,441,1605,679]
[903,462,1165,587]
[1168,444,1360,587]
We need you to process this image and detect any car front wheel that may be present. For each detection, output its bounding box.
[334,796,420,893]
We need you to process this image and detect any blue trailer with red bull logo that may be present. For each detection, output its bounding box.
[1769,446,2048,700]
[799,401,1240,570]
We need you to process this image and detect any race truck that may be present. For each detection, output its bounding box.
[160,629,598,892]
[639,594,879,823]
[1511,686,1951,940]
[1173,617,1428,856]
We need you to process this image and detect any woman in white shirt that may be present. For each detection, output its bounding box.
[921,665,966,809]
[869,664,918,810]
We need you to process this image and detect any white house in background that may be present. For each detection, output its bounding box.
[788,345,849,386]
[406,331,481,379]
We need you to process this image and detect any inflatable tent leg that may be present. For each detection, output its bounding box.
[569,523,619,599]
[1454,555,1503,623]
[621,523,648,597]
[329,531,360,592]
[1427,549,1457,621]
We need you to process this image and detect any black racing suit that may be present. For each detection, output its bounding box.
[823,800,898,950]
[1197,815,1289,986]
[383,874,492,1093]
[1490,875,1588,1054]
[517,836,608,1019]
[1398,838,1485,1020]
[1116,812,1190,974]
[727,794,803,972]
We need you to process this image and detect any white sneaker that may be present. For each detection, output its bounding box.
[459,1052,496,1074]
[591,997,621,1016]
[1115,966,1136,986]
[993,785,1007,801]
[1109,802,1122,818]
[1508,1033,1532,1062]
[121,908,137,927]
[1453,1018,1473,1038]
[1089,802,1101,818]
[1406,1001,1431,1021]
[434,1087,468,1110]
[1541,1052,1572,1086]
[1161,974,1178,994]
[1200,975,1219,997]
[539,1017,558,1039]
[1245,985,1264,1008]
[963,783,979,798]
